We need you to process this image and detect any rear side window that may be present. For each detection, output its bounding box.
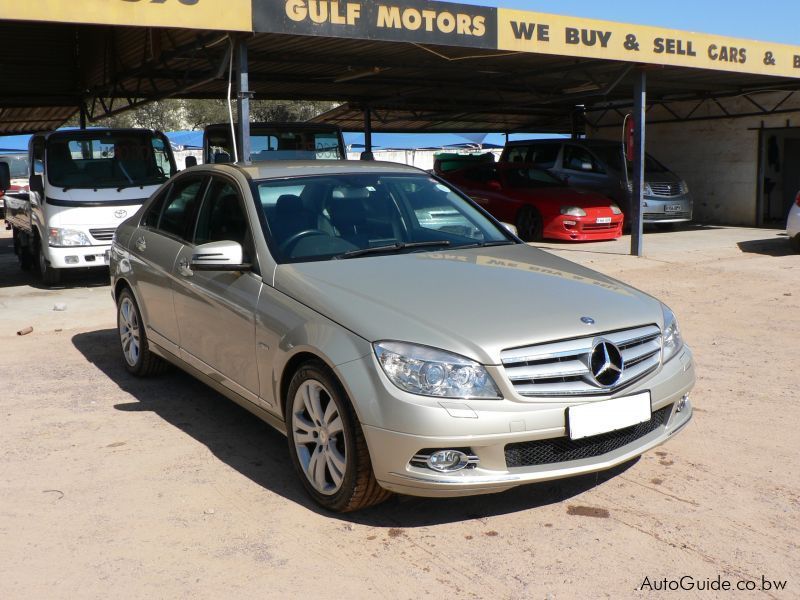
[159,177,206,240]
[505,144,560,169]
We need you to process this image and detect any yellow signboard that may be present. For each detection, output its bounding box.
[0,0,252,32]
[498,8,800,79]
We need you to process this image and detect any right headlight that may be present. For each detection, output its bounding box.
[374,341,502,399]
[49,227,91,247]
[661,304,684,364]
[560,206,587,217]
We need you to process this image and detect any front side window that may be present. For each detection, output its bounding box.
[46,131,174,189]
[563,145,605,174]
[254,173,514,263]
[159,178,206,241]
[194,178,254,261]
[501,166,565,189]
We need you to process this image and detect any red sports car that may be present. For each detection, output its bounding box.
[436,160,624,242]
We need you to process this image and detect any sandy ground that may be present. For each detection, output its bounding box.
[0,223,798,599]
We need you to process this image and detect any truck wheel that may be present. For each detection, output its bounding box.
[516,206,543,242]
[13,229,33,271]
[117,288,169,377]
[285,361,391,513]
[36,237,61,286]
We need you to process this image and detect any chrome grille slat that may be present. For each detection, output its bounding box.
[649,182,683,197]
[90,228,115,241]
[502,325,662,398]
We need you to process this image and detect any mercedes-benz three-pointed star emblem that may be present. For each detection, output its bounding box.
[589,340,624,387]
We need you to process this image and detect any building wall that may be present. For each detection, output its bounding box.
[588,93,800,226]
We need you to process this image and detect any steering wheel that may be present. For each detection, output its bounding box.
[279,229,329,253]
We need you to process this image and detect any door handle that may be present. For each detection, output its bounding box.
[135,236,146,252]
[178,257,193,277]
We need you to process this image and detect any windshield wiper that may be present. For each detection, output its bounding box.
[456,240,518,250]
[337,240,451,259]
[117,176,167,192]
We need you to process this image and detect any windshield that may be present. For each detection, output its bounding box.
[46,131,174,189]
[501,165,565,188]
[591,145,670,174]
[0,154,29,178]
[254,173,514,263]
[208,129,344,163]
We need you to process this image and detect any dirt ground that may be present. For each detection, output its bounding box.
[1,223,798,600]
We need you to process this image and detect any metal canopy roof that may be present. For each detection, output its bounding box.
[2,0,800,134]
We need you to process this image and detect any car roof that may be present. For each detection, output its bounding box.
[189,160,425,180]
[504,138,618,148]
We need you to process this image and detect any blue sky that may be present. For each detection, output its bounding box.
[442,0,800,46]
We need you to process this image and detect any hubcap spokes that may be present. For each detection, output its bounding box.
[119,298,141,367]
[292,380,346,495]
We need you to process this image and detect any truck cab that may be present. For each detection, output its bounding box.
[203,122,346,164]
[6,128,176,285]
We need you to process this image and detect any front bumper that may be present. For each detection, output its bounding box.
[46,243,111,269]
[340,346,695,497]
[544,214,623,242]
[642,194,693,223]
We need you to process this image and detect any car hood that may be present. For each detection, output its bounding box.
[274,244,664,365]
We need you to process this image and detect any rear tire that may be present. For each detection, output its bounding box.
[516,206,543,242]
[36,236,61,286]
[285,361,391,512]
[117,287,169,377]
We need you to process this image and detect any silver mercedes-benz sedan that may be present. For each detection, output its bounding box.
[109,161,695,512]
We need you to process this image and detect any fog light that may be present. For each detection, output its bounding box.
[427,450,470,473]
[65,256,79,264]
[676,395,689,413]
[563,220,577,227]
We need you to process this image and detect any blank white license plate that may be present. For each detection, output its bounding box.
[596,217,612,224]
[567,392,651,440]
[665,204,683,213]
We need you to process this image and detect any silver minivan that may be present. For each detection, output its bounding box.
[501,139,693,224]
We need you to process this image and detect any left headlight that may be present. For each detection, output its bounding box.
[560,206,587,217]
[662,304,684,363]
[374,341,502,399]
[49,227,91,247]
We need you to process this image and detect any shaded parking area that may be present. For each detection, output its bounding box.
[1,223,797,598]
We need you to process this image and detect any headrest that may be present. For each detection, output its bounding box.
[331,186,370,200]
[276,194,303,215]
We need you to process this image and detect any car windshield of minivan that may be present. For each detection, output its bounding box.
[47,132,173,190]
[502,165,565,189]
[591,145,669,174]
[255,173,514,262]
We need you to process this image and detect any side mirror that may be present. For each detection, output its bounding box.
[501,222,519,236]
[190,241,252,272]
[185,156,198,169]
[29,174,44,194]
[0,162,9,191]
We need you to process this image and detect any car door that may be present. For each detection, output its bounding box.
[131,175,207,354]
[172,175,263,403]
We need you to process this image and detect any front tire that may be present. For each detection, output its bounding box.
[285,361,391,512]
[13,229,33,271]
[36,237,61,285]
[790,233,800,253]
[516,206,543,242]
[117,288,168,377]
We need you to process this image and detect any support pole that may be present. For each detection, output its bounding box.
[361,106,374,160]
[630,70,647,257]
[79,103,87,130]
[236,40,252,165]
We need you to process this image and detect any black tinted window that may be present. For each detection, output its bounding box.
[563,145,605,173]
[160,178,205,240]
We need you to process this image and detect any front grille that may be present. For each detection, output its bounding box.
[90,228,115,241]
[582,222,616,231]
[500,325,662,397]
[505,404,673,468]
[649,182,684,197]
[644,212,691,221]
